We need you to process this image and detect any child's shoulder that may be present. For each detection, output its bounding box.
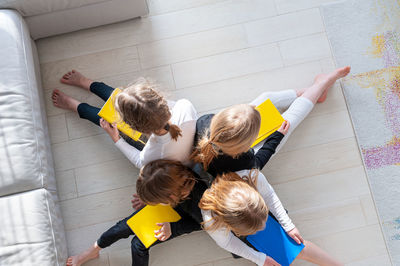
[235,169,268,188]
[174,98,195,111]
[171,99,198,123]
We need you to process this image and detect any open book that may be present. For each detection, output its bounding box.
[126,205,181,248]
[97,88,144,143]
[251,99,284,147]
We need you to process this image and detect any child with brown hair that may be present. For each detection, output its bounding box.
[199,170,343,266]
[192,67,351,176]
[66,159,208,266]
[52,70,197,168]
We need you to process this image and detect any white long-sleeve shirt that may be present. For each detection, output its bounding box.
[201,170,295,266]
[115,99,197,168]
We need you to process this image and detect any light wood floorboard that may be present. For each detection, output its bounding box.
[37,0,390,265]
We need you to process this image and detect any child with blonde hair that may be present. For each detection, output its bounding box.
[52,70,197,168]
[192,67,350,176]
[200,170,343,266]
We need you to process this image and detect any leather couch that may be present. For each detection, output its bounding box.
[0,1,147,265]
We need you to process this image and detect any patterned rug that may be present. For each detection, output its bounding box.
[321,0,400,263]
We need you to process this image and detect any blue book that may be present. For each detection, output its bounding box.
[246,215,304,266]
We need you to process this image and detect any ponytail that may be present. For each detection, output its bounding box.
[164,123,182,141]
[191,136,219,170]
[167,124,182,141]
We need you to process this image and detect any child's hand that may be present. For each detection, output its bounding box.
[287,227,304,244]
[277,120,290,135]
[264,256,281,266]
[154,222,171,241]
[131,194,145,210]
[100,118,120,143]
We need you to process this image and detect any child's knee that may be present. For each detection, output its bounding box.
[131,237,148,255]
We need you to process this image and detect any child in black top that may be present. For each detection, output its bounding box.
[66,160,208,266]
[192,67,351,176]
[194,112,287,177]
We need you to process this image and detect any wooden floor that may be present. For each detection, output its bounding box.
[37,0,391,265]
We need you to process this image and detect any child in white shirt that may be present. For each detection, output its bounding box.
[52,70,197,168]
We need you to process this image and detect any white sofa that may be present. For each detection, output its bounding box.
[0,1,147,265]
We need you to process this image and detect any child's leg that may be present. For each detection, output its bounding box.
[131,236,151,266]
[301,66,350,105]
[253,66,350,154]
[249,90,298,113]
[52,89,103,126]
[89,82,116,102]
[274,96,314,152]
[60,70,115,101]
[66,242,101,266]
[273,66,350,152]
[66,215,135,266]
[130,216,201,266]
[297,240,343,266]
[77,103,102,126]
[61,70,93,91]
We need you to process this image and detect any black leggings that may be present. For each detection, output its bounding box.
[96,210,199,266]
[77,82,114,126]
[77,82,144,150]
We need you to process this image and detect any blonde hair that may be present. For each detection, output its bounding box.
[113,78,182,140]
[192,104,261,169]
[136,159,196,207]
[199,170,268,236]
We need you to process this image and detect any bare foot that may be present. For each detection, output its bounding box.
[66,243,101,266]
[60,70,93,91]
[316,66,350,103]
[52,89,80,112]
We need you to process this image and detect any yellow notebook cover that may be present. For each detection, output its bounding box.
[97,88,143,143]
[251,99,284,147]
[126,205,181,248]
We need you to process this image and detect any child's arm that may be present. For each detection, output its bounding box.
[254,121,290,169]
[201,210,268,266]
[256,172,304,244]
[100,119,143,168]
[256,172,294,232]
[114,138,143,168]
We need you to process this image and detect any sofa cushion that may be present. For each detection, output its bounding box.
[0,0,149,39]
[0,0,107,17]
[0,188,67,266]
[0,9,56,196]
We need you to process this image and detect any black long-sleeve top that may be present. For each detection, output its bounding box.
[194,114,285,177]
[170,171,208,237]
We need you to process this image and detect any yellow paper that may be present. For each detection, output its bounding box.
[251,99,284,147]
[126,205,181,248]
[97,88,143,143]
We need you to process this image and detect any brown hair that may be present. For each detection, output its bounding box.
[136,159,196,207]
[113,78,182,140]
[192,104,261,169]
[199,170,268,236]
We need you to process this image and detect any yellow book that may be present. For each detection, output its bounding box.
[251,99,284,147]
[126,205,181,248]
[97,88,143,143]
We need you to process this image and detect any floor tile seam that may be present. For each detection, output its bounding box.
[38,9,326,65]
[269,156,364,185]
[170,55,332,92]
[273,134,358,155]
[61,184,136,204]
